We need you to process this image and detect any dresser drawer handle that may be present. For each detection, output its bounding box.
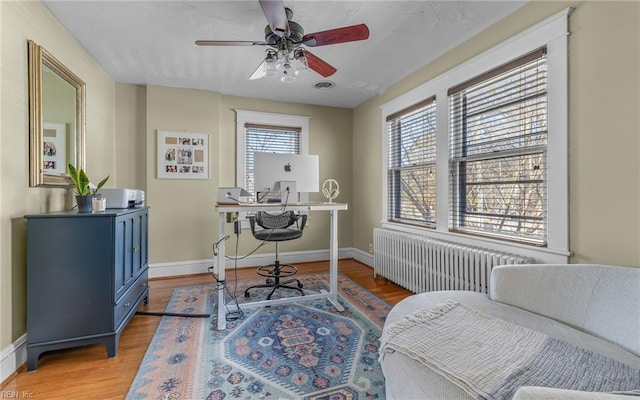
[124,302,131,308]
[133,244,139,252]
[140,282,147,287]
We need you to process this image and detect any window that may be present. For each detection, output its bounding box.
[449,48,548,244]
[386,98,437,227]
[381,9,570,262]
[244,124,301,197]
[235,110,310,200]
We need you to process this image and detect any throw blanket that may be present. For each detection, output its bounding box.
[380,300,640,400]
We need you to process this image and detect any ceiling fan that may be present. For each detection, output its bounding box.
[195,0,369,82]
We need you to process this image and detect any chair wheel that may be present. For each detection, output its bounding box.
[298,283,303,288]
[244,292,251,298]
[266,278,274,284]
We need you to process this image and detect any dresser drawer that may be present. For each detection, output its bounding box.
[114,269,148,328]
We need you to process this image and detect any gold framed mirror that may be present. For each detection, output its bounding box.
[28,40,85,187]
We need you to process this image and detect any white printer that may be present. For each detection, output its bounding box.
[99,188,145,209]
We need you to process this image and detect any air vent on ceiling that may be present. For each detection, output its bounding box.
[312,80,336,90]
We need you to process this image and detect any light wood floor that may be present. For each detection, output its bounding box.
[1,259,412,399]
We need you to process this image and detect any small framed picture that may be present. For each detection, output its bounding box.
[43,122,67,176]
[157,130,209,180]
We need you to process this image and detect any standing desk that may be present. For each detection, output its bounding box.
[214,202,348,330]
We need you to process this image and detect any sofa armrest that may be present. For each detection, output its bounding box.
[513,386,636,400]
[489,264,640,356]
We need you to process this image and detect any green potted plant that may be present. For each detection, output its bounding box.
[67,163,109,212]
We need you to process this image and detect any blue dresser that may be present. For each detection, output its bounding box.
[24,207,149,370]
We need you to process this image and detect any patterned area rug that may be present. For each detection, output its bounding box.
[127,272,390,400]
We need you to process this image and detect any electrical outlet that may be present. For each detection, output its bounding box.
[225,212,238,223]
[368,243,374,254]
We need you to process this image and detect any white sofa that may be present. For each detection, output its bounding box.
[380,264,640,399]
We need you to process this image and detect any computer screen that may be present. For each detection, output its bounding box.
[254,152,319,195]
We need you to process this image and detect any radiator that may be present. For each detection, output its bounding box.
[373,228,535,294]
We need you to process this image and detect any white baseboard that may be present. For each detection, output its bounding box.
[148,247,363,278]
[1,334,26,384]
[350,247,374,267]
[148,258,214,279]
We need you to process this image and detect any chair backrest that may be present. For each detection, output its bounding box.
[249,211,307,242]
[255,211,299,229]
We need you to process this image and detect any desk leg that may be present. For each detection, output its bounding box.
[216,213,227,330]
[329,209,345,312]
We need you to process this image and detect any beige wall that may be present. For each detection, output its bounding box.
[115,84,147,191]
[567,2,639,265]
[144,85,222,263]
[114,87,354,263]
[352,1,640,267]
[0,1,115,350]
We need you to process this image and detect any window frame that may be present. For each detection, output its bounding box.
[380,8,571,263]
[448,48,549,244]
[386,97,438,228]
[235,109,310,200]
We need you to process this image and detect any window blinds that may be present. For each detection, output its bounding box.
[449,47,548,243]
[387,97,437,226]
[245,124,301,196]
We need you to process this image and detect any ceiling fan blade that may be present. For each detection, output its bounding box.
[258,0,290,37]
[302,24,369,47]
[303,50,337,78]
[195,40,267,47]
[249,60,267,80]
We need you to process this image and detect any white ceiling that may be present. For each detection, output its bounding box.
[43,0,526,109]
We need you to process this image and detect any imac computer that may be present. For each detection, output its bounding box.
[253,152,319,203]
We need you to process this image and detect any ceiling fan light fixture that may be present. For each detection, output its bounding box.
[265,49,276,62]
[294,52,309,76]
[264,63,278,78]
[281,70,296,83]
[295,64,309,76]
[263,50,278,78]
[276,56,288,70]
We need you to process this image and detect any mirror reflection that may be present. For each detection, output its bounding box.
[28,40,85,187]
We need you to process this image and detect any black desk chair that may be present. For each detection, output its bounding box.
[244,211,307,300]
